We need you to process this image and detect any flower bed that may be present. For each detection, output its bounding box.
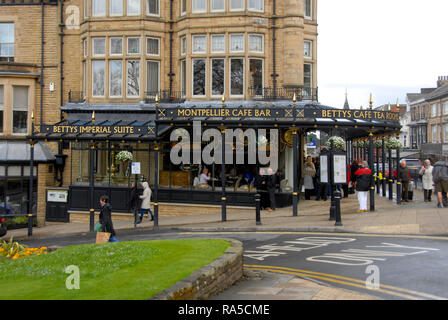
[0,237,47,260]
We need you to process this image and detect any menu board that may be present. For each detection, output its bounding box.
[320,155,328,183]
[334,155,347,184]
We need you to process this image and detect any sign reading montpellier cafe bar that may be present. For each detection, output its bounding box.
[157,107,400,121]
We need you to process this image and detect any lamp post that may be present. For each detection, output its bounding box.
[369,132,375,212]
[382,136,386,197]
[388,135,393,200]
[396,132,402,205]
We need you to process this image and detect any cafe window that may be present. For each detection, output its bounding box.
[92,60,106,97]
[92,0,106,16]
[110,0,123,15]
[146,37,160,56]
[127,0,141,15]
[147,0,159,15]
[127,60,140,97]
[193,35,207,54]
[193,59,206,96]
[12,86,29,135]
[0,85,3,133]
[230,0,244,11]
[211,34,225,53]
[250,59,263,96]
[110,37,123,55]
[230,58,244,97]
[0,23,14,62]
[127,37,140,55]
[211,58,225,96]
[92,38,106,56]
[248,0,263,12]
[146,60,159,94]
[109,60,123,97]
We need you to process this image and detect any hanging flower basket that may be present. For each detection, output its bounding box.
[386,138,402,150]
[115,151,133,163]
[326,136,345,150]
[374,140,383,148]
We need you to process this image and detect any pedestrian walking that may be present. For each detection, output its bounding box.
[99,195,117,242]
[397,160,411,202]
[303,157,316,200]
[432,155,448,208]
[138,181,154,223]
[354,161,372,213]
[419,159,434,202]
[266,167,277,212]
[129,182,141,225]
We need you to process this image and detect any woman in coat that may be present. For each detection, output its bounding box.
[138,181,154,223]
[303,157,316,200]
[99,195,117,241]
[420,159,434,202]
[354,161,372,213]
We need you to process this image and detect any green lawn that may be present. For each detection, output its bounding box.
[0,239,230,300]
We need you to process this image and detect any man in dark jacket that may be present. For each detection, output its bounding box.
[265,167,276,212]
[432,156,448,208]
[99,195,117,241]
[129,183,140,225]
[398,160,410,202]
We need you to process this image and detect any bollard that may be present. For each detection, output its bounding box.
[90,208,95,232]
[27,214,33,236]
[255,193,262,225]
[329,188,336,221]
[397,182,402,205]
[334,191,343,226]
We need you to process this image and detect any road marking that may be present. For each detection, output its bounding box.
[180,231,448,241]
[244,265,447,300]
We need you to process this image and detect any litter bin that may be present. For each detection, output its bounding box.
[45,189,69,222]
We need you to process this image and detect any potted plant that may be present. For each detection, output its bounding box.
[386,138,402,150]
[326,136,345,150]
[374,140,383,149]
[115,151,133,176]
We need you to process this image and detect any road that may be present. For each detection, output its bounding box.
[19,229,448,300]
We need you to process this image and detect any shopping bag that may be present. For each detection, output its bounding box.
[96,231,111,244]
[94,222,103,232]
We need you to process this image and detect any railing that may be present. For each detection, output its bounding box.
[145,90,186,104]
[248,86,318,102]
[67,90,85,103]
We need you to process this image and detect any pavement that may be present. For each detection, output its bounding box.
[3,187,448,300]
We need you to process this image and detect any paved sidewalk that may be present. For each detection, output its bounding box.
[4,188,448,241]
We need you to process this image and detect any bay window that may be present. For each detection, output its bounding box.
[12,86,28,134]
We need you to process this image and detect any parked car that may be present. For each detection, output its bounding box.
[0,217,6,237]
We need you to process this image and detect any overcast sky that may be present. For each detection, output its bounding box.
[317,0,448,109]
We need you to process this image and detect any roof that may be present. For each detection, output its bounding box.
[0,140,55,163]
[425,83,448,102]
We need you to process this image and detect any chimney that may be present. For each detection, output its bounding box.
[437,76,448,88]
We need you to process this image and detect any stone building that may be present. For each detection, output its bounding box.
[1,0,319,224]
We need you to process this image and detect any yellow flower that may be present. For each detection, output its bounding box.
[12,254,20,260]
[0,248,4,252]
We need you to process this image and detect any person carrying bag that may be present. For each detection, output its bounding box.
[96,195,118,243]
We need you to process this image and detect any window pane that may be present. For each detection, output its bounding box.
[13,86,28,134]
[93,0,106,15]
[181,37,187,55]
[93,38,105,55]
[181,0,187,13]
[127,60,140,97]
[249,35,263,52]
[110,38,123,54]
[146,38,159,55]
[193,59,206,96]
[212,59,225,96]
[212,0,225,11]
[109,60,122,97]
[127,0,141,15]
[304,41,312,58]
[250,59,263,96]
[193,0,206,12]
[0,23,14,57]
[230,0,243,10]
[128,38,140,54]
[147,61,159,93]
[211,35,225,52]
[0,85,3,133]
[248,0,263,11]
[110,0,123,15]
[181,60,186,95]
[304,0,312,17]
[193,35,206,53]
[230,34,244,52]
[147,0,159,14]
[92,60,105,96]
[230,58,244,96]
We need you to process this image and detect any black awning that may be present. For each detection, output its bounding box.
[0,141,55,163]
